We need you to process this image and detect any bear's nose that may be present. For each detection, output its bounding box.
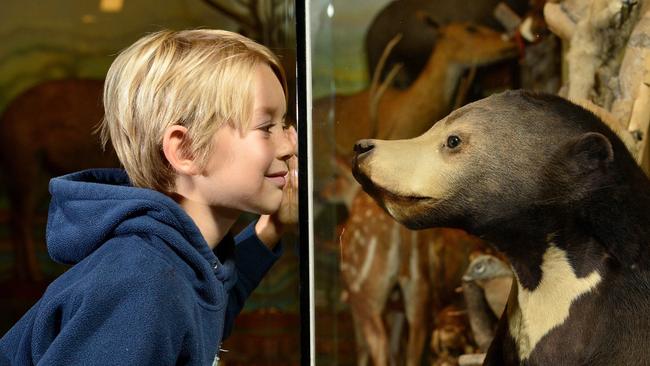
[354,139,375,155]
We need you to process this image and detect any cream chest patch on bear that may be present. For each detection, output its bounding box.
[507,244,602,360]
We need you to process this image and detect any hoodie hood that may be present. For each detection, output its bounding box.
[46,169,217,268]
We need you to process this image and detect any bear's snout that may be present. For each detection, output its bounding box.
[353,139,375,175]
[351,139,377,192]
[354,139,375,156]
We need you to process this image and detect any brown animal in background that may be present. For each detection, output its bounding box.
[313,21,516,191]
[340,191,483,366]
[364,0,528,88]
[320,154,361,211]
[0,79,118,281]
[430,305,475,363]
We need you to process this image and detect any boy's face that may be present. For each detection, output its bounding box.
[195,63,293,214]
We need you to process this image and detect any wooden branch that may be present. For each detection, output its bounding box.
[628,55,650,172]
[250,0,264,37]
[544,2,577,41]
[201,0,257,35]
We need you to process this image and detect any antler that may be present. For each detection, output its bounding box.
[332,33,403,157]
[453,65,478,110]
[368,33,403,139]
[372,65,403,140]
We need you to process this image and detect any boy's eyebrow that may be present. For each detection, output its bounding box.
[254,106,287,119]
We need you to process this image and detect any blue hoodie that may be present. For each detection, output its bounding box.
[0,169,282,365]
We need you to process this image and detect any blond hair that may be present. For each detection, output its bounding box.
[100,29,287,192]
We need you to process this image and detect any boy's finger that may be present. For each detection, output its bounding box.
[286,125,297,155]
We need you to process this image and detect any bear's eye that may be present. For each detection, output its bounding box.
[447,135,461,149]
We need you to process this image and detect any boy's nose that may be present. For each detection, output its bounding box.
[277,125,297,160]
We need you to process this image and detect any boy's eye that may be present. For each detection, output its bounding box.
[259,123,275,133]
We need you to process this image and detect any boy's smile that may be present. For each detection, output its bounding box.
[265,170,288,188]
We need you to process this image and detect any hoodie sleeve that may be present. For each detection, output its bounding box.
[33,263,193,366]
[222,220,283,338]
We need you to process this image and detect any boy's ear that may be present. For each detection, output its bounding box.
[162,125,200,175]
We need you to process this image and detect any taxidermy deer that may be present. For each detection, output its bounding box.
[364,0,528,88]
[340,190,482,366]
[0,79,118,281]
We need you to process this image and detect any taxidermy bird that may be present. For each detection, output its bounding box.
[462,254,513,351]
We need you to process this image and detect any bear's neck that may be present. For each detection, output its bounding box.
[481,183,650,291]
[577,181,650,269]
[485,222,608,291]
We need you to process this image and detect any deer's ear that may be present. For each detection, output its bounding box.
[415,10,440,31]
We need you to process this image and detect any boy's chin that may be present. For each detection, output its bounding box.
[252,196,283,216]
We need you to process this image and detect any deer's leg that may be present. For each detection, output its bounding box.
[362,309,389,366]
[349,304,370,366]
[398,230,432,366]
[349,294,389,366]
[400,276,430,366]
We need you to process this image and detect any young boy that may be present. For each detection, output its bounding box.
[0,29,295,365]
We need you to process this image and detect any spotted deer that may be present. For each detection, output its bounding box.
[340,191,484,366]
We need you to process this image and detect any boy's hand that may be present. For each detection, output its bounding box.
[256,125,298,249]
[255,213,283,249]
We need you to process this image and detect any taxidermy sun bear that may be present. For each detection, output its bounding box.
[352,90,650,365]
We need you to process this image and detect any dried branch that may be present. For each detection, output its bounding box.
[201,0,257,37]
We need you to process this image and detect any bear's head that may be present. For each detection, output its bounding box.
[352,90,640,236]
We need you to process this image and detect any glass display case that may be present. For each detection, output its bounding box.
[0,0,566,365]
[301,0,559,365]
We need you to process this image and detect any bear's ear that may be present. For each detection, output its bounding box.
[566,132,614,173]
